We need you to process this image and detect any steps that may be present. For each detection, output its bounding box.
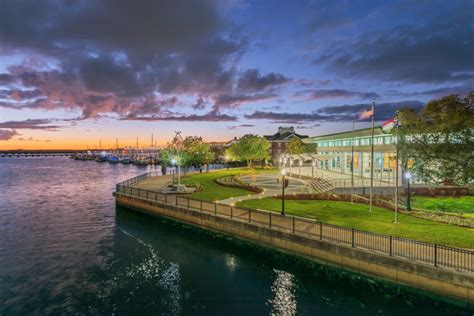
[306,178,335,193]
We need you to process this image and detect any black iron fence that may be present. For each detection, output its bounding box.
[116,172,473,273]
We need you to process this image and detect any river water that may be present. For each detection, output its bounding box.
[0,158,470,315]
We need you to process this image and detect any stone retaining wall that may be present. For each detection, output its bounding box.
[114,192,474,305]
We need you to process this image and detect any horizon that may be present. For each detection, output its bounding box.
[0,0,472,150]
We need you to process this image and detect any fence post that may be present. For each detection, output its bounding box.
[351,228,355,248]
[187,198,190,209]
[176,195,178,206]
[146,190,149,199]
[231,206,233,219]
[165,194,168,204]
[434,244,438,267]
[389,236,393,256]
[249,208,251,223]
[292,216,295,233]
[215,203,217,215]
[269,212,272,228]
[319,222,323,240]
[200,200,203,212]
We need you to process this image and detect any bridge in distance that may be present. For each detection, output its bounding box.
[0,150,92,158]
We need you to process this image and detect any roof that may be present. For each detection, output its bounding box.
[303,126,388,143]
[264,131,309,141]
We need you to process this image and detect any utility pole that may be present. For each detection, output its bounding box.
[369,100,375,212]
[351,120,355,204]
[394,113,400,223]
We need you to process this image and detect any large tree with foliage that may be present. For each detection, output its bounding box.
[160,135,214,167]
[398,92,474,185]
[182,136,214,166]
[286,138,317,154]
[226,134,269,168]
[287,138,305,154]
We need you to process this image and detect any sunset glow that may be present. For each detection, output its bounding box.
[0,1,472,149]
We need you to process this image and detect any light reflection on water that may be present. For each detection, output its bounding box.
[0,158,470,315]
[268,269,296,315]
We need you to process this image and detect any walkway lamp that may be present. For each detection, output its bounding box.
[171,158,176,183]
[281,168,287,216]
[405,171,412,211]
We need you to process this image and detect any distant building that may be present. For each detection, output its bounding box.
[264,127,308,163]
[303,127,398,182]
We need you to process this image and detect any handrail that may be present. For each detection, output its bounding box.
[115,173,474,273]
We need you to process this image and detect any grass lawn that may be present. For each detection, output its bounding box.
[180,167,277,202]
[236,198,474,249]
[411,196,474,217]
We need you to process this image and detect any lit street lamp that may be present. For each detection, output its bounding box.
[405,171,412,211]
[171,158,176,183]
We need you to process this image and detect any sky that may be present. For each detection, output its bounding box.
[0,0,472,149]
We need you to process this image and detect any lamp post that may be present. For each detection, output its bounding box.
[312,159,315,179]
[405,171,412,211]
[299,160,302,178]
[289,159,292,176]
[281,168,286,216]
[171,158,176,183]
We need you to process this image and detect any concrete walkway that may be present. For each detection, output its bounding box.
[218,174,315,205]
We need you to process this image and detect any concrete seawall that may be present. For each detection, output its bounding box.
[114,192,474,304]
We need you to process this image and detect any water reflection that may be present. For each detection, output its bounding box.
[120,228,182,315]
[268,269,297,315]
[0,158,470,315]
[225,254,237,273]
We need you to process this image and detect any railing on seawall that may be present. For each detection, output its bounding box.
[115,173,473,274]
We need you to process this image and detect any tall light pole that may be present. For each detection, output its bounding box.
[281,168,286,216]
[173,131,183,190]
[405,171,412,211]
[171,158,176,183]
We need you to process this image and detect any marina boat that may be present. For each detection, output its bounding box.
[96,155,108,162]
[120,156,131,164]
[108,155,120,163]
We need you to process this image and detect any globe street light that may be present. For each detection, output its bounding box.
[171,158,176,183]
[405,171,412,211]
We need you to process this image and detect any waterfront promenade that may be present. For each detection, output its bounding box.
[114,172,474,304]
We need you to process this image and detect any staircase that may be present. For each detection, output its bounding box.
[306,178,335,193]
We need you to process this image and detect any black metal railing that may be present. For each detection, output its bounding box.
[115,172,473,273]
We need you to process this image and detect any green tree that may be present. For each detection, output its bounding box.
[398,92,474,185]
[160,136,215,167]
[286,138,305,154]
[227,134,269,168]
[182,136,214,166]
[159,148,177,167]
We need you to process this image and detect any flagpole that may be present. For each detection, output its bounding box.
[351,120,355,204]
[369,100,375,212]
[394,113,399,223]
